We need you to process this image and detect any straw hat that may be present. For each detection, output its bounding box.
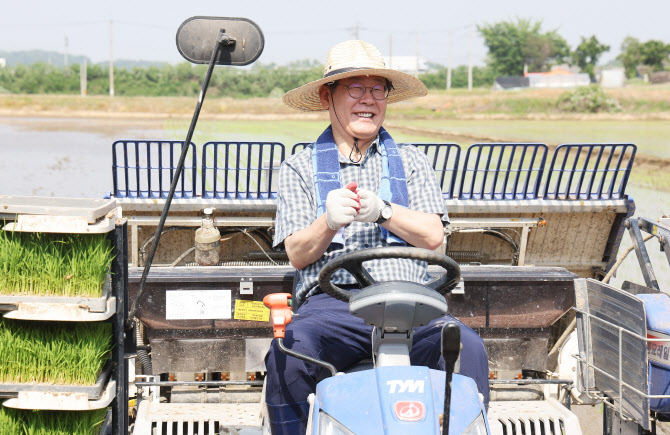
[282,40,428,111]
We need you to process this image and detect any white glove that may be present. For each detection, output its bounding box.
[354,189,384,223]
[325,188,360,230]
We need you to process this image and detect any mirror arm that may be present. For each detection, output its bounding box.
[127,29,227,328]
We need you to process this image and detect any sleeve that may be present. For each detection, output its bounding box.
[273,156,317,249]
[402,145,450,223]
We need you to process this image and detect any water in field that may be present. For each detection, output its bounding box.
[0,117,168,198]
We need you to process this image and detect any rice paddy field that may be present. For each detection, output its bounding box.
[0,232,113,298]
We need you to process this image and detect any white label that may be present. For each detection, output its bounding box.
[386,380,425,394]
[165,290,232,320]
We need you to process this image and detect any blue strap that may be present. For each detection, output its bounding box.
[312,125,408,246]
[378,127,407,245]
[312,126,345,246]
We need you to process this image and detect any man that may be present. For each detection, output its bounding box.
[265,40,489,434]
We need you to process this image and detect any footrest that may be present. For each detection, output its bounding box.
[487,398,582,435]
[133,401,262,435]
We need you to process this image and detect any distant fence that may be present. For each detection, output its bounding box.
[112,141,636,201]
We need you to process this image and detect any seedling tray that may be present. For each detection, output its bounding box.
[1,380,116,411]
[0,360,113,402]
[0,274,115,321]
[0,196,116,225]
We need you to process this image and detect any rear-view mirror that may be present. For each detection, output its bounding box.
[176,16,264,66]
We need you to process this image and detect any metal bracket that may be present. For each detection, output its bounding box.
[240,278,253,295]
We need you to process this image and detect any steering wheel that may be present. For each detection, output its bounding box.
[317,247,461,302]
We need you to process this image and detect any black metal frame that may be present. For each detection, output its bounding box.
[109,221,129,435]
[626,217,670,292]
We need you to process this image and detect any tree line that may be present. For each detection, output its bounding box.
[0,60,325,97]
[477,18,670,80]
[0,18,667,97]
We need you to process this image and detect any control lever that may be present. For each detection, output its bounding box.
[441,322,461,435]
[263,293,293,338]
[263,293,337,376]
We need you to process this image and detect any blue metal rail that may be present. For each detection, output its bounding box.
[111,141,636,201]
[201,141,285,199]
[544,144,637,200]
[411,143,461,199]
[111,140,197,198]
[458,144,548,200]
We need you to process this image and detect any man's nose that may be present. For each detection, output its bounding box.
[359,88,375,103]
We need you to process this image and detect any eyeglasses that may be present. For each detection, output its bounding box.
[331,83,390,100]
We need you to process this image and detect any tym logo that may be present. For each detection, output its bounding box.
[387,380,425,394]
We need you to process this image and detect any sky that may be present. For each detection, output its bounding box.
[1,0,669,68]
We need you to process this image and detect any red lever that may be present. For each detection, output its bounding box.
[263,293,293,339]
[345,182,361,212]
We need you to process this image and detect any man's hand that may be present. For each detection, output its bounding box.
[354,188,384,223]
[325,184,360,230]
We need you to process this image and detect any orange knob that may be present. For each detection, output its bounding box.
[263,293,293,339]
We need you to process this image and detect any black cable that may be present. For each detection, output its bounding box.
[329,84,362,163]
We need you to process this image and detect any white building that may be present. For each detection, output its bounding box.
[383,56,427,75]
[0,58,6,68]
[599,68,625,88]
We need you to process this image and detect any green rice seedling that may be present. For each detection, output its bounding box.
[0,230,114,298]
[0,407,23,435]
[0,407,107,435]
[0,318,112,386]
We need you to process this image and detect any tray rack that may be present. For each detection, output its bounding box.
[0,199,129,433]
[574,278,670,432]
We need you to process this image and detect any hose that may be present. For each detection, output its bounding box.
[135,320,153,374]
[602,234,654,284]
[170,247,196,267]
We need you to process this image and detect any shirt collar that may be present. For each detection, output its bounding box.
[337,135,381,164]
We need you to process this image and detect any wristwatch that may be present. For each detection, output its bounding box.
[375,200,393,224]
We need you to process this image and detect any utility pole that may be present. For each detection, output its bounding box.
[80,59,87,97]
[447,30,453,90]
[109,20,114,97]
[415,32,420,75]
[388,34,393,69]
[64,35,68,69]
[348,23,366,40]
[467,25,473,91]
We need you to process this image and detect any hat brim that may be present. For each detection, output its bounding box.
[282,68,428,112]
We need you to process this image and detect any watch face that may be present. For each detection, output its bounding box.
[382,205,393,219]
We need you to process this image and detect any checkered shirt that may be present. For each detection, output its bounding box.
[273,136,448,306]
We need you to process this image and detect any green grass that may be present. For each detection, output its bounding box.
[0,318,112,385]
[0,407,107,435]
[0,231,114,298]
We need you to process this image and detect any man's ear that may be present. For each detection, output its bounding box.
[318,85,331,110]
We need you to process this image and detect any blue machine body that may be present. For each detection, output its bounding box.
[638,293,670,415]
[310,366,488,434]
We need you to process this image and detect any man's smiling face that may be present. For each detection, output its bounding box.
[320,75,388,146]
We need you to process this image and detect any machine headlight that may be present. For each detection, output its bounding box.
[318,411,355,435]
[461,412,489,435]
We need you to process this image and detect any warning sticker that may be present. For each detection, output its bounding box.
[234,300,270,322]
